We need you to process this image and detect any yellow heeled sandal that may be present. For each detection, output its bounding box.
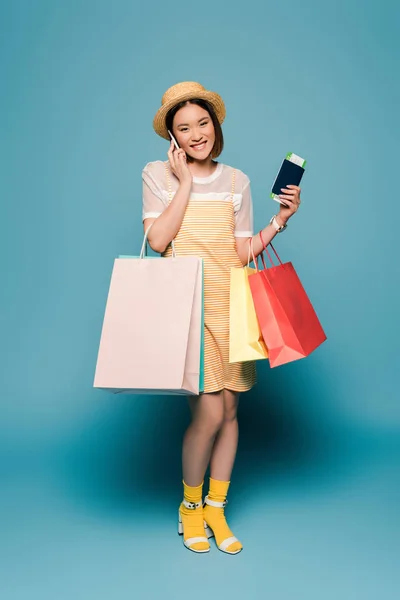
[203,495,242,555]
[178,499,212,553]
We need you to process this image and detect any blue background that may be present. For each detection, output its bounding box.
[1,0,399,598]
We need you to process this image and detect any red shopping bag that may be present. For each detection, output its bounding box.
[248,240,327,367]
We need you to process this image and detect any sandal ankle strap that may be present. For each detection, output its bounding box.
[182,499,202,510]
[204,495,227,508]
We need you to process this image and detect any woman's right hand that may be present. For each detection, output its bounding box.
[167,140,192,186]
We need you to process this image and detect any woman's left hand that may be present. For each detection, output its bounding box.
[277,185,301,224]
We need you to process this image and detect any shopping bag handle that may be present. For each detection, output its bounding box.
[249,237,260,271]
[259,230,283,270]
[140,224,176,259]
[246,236,253,267]
[247,236,263,271]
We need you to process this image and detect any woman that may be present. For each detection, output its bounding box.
[142,82,301,555]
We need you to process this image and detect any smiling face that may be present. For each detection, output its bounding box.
[172,102,216,161]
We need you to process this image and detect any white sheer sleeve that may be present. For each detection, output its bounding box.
[234,175,254,237]
[142,162,168,221]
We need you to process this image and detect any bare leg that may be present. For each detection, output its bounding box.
[203,389,242,554]
[179,392,224,553]
[209,389,240,481]
[182,391,224,486]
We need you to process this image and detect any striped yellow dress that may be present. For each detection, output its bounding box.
[163,164,256,394]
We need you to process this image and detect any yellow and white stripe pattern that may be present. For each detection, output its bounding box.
[163,164,256,394]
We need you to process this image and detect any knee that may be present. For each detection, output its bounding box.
[223,404,238,424]
[207,409,225,436]
[194,408,224,437]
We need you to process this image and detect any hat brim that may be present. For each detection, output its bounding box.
[153,90,226,139]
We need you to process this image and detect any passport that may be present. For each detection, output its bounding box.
[271,152,306,204]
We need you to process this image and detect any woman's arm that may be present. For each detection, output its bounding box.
[144,179,191,253]
[235,218,282,265]
[143,142,193,254]
[235,185,301,266]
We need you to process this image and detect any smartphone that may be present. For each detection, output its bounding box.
[168,130,180,150]
[271,152,306,205]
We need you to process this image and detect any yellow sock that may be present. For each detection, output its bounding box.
[203,478,242,554]
[180,481,210,552]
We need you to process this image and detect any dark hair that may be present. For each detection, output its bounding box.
[165,98,224,162]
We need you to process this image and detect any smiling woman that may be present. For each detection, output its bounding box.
[165,98,224,163]
[141,81,302,556]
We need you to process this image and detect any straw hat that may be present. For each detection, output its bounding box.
[153,81,226,139]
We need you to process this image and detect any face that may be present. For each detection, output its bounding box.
[172,103,216,160]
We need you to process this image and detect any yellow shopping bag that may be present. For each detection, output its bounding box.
[229,264,269,363]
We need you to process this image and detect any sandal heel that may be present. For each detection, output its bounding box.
[178,512,183,535]
[204,522,214,539]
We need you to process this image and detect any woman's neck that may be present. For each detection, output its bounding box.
[188,156,218,178]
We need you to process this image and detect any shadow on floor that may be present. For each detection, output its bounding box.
[59,359,366,520]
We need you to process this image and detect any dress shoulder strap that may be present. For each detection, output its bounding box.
[164,162,173,203]
[231,167,236,200]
